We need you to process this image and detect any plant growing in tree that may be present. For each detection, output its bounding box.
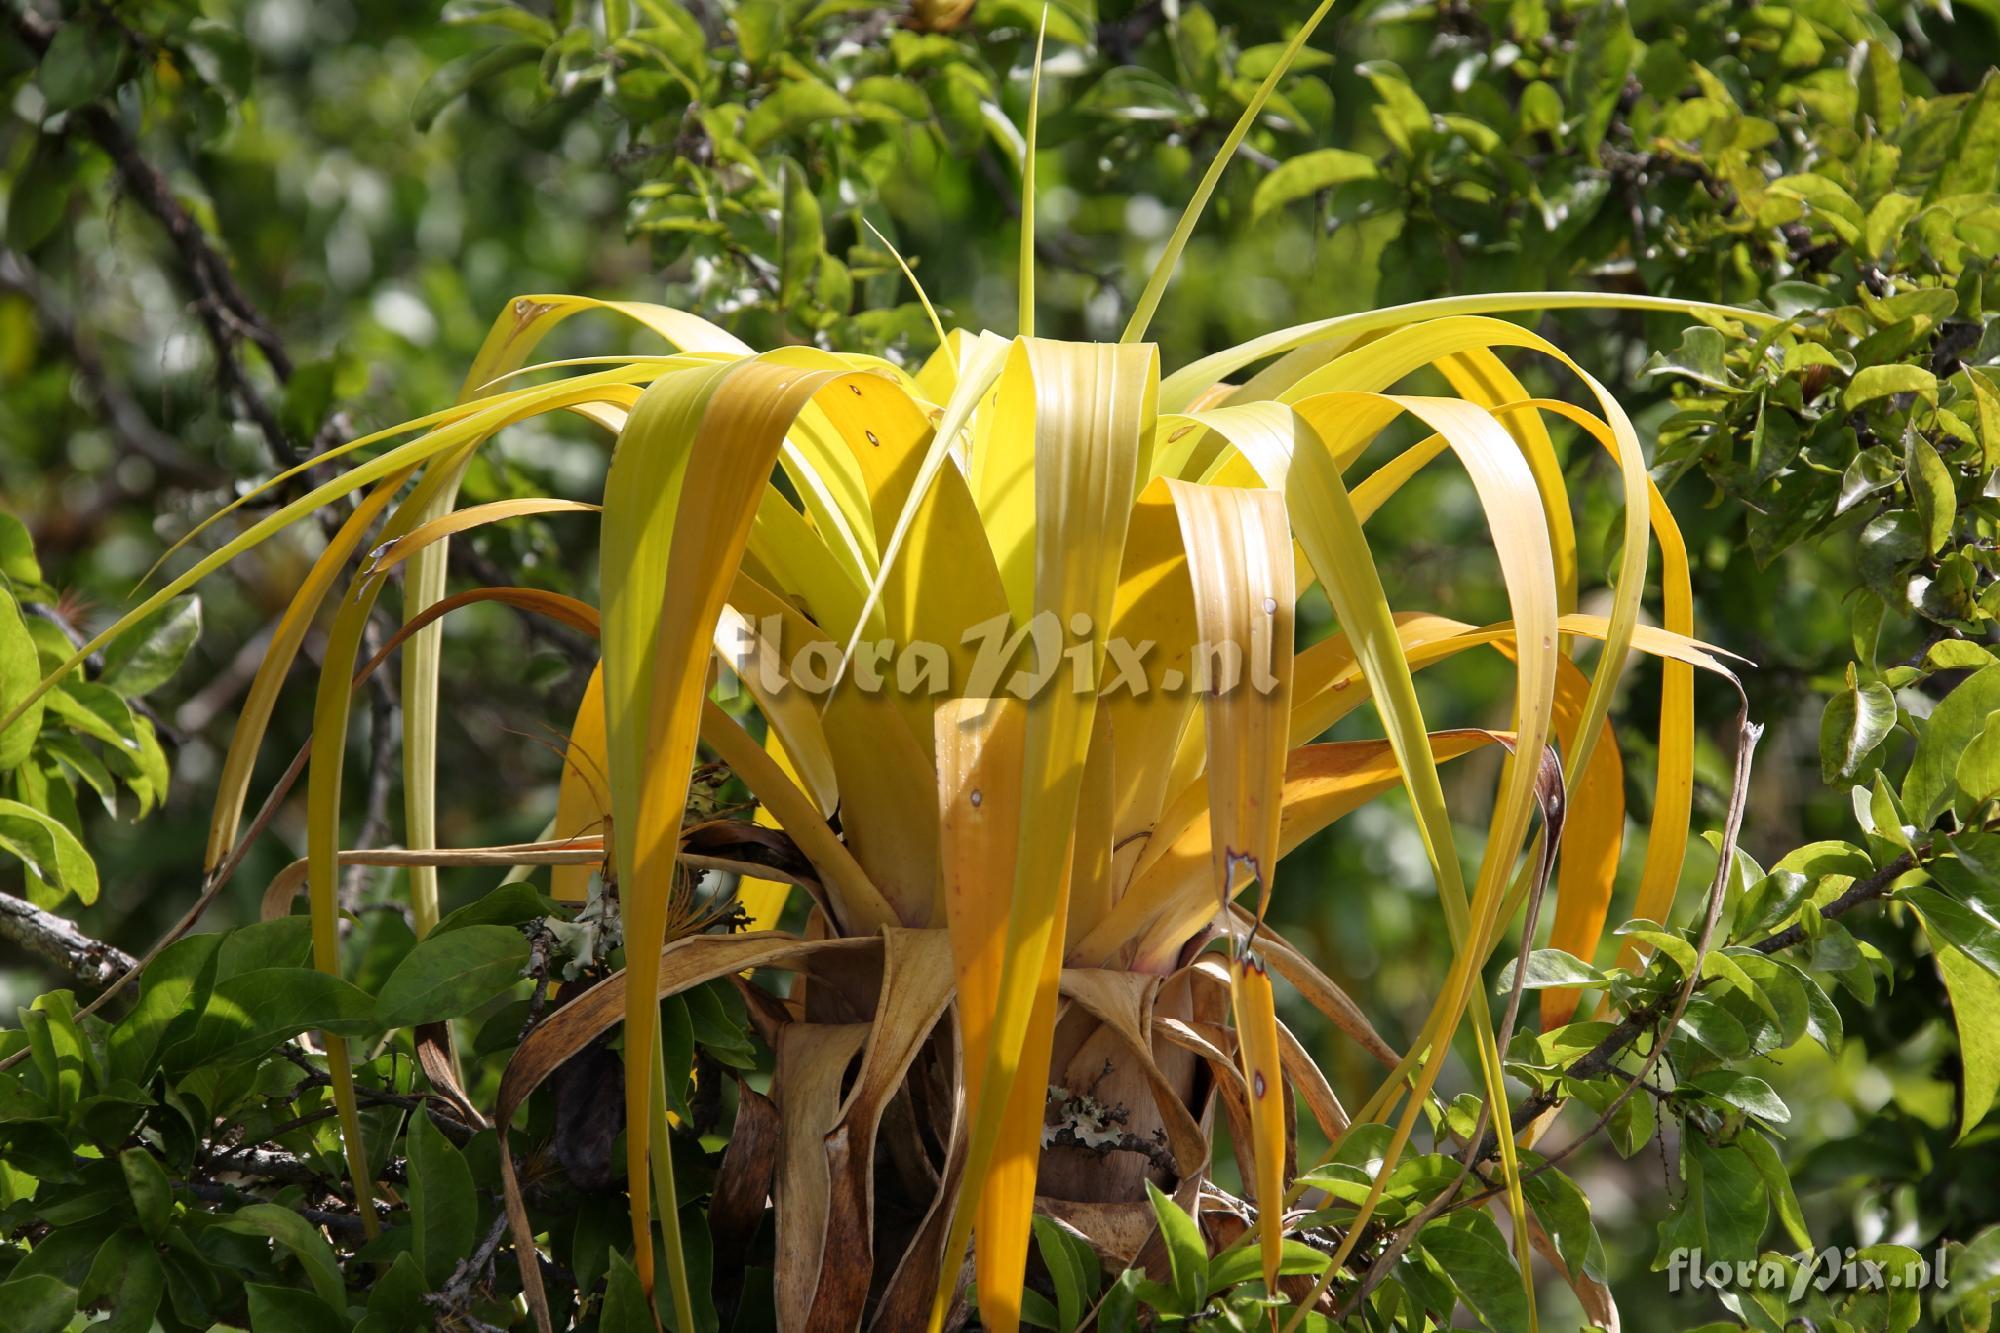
[1,9,1782,1331]
[9,3,2000,1333]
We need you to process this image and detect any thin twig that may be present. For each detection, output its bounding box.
[185,1181,380,1238]
[425,1211,513,1321]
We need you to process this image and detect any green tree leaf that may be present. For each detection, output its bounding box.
[432,880,557,933]
[1685,1137,1769,1262]
[408,1110,477,1288]
[1935,1224,2000,1317]
[776,157,827,315]
[1143,1179,1206,1314]
[1905,665,2000,825]
[1494,947,1606,992]
[1820,671,1897,783]
[0,798,98,904]
[117,1148,171,1238]
[1955,710,2000,812]
[38,21,124,112]
[216,1203,347,1309]
[216,915,312,977]
[1685,1070,1790,1124]
[1907,436,1957,555]
[1521,1162,1600,1282]
[1250,148,1378,220]
[362,1251,428,1331]
[745,78,855,151]
[1204,1238,1328,1296]
[412,42,540,132]
[1832,444,1896,510]
[1905,885,2000,978]
[1846,363,1938,410]
[99,595,201,699]
[4,141,72,254]
[1737,1129,1810,1251]
[1032,1216,1096,1328]
[0,590,45,772]
[375,924,528,1026]
[246,1282,347,1333]
[1936,940,2000,1136]
[1934,68,2000,198]
[1417,1217,1530,1333]
[78,1228,166,1333]
[1564,0,1637,151]
[0,1273,77,1333]
[180,968,377,1068]
[602,1251,657,1333]
[0,513,42,587]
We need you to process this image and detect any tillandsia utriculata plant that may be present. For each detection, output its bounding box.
[0,9,1788,1332]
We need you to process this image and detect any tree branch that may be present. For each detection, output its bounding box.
[12,4,302,466]
[186,1181,378,1238]
[0,890,134,989]
[1042,1085,1178,1173]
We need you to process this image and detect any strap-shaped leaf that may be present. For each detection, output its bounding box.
[932,338,1155,1333]
[602,354,875,1299]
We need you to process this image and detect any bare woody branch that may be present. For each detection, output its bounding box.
[0,890,135,989]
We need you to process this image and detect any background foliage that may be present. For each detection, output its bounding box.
[7,0,2000,1329]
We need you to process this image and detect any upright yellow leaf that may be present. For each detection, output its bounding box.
[932,339,1155,1333]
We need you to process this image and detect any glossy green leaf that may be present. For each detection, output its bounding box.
[1031,1215,1098,1332]
[0,1274,76,1333]
[0,590,44,772]
[1937,940,2000,1136]
[117,1148,172,1238]
[1845,363,1938,410]
[1493,947,1605,992]
[1684,1137,1768,1262]
[409,1109,477,1288]
[1685,1070,1790,1124]
[99,595,201,699]
[432,881,557,934]
[1250,148,1378,220]
[1819,671,1897,783]
[412,41,539,131]
[78,1228,166,1333]
[1144,1180,1206,1315]
[216,1203,348,1309]
[0,798,98,904]
[601,1251,656,1333]
[1906,665,2000,825]
[246,1282,347,1333]
[374,924,529,1026]
[1417,1217,1530,1333]
[180,968,377,1068]
[1521,1162,1600,1282]
[1906,885,2000,978]
[1907,436,1957,555]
